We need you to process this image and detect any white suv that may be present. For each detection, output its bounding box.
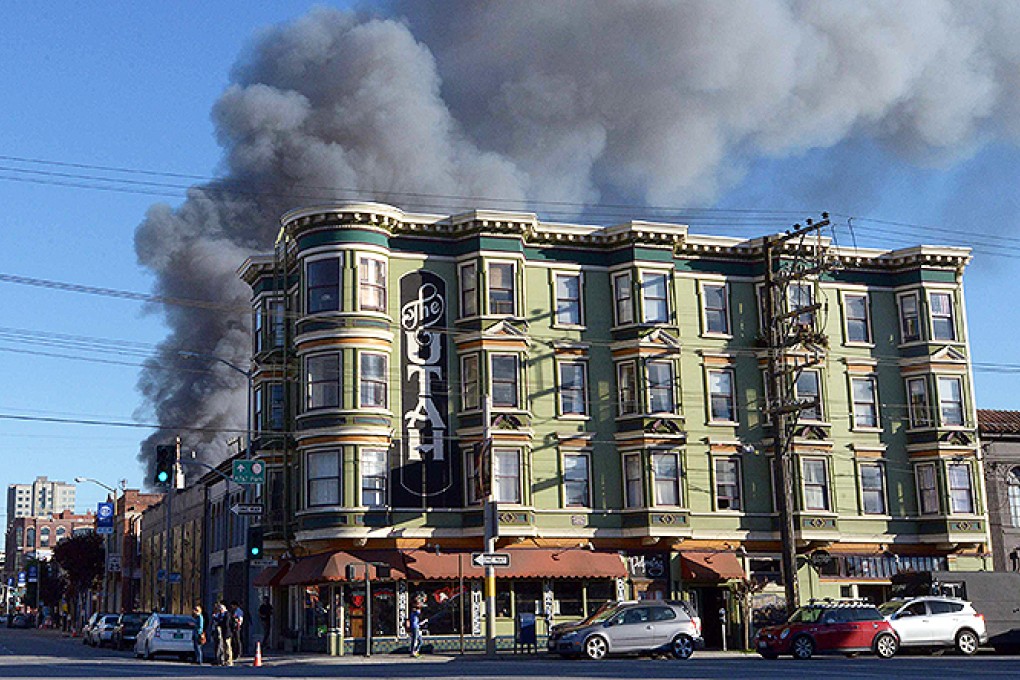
[878,596,987,655]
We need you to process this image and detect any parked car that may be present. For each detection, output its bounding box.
[11,614,32,629]
[547,600,636,652]
[878,597,987,655]
[82,612,101,644]
[134,613,197,661]
[755,600,899,660]
[551,601,704,660]
[112,612,146,651]
[88,614,120,647]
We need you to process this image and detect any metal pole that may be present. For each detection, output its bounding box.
[458,553,465,655]
[483,396,497,657]
[365,564,372,657]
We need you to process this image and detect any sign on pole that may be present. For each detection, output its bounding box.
[168,572,182,584]
[232,460,266,485]
[230,503,264,516]
[26,565,38,583]
[107,554,122,573]
[96,501,115,535]
[17,572,25,587]
[250,558,278,569]
[471,552,511,568]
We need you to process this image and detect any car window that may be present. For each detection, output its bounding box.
[821,609,850,624]
[620,607,649,625]
[788,607,822,624]
[103,616,119,624]
[158,617,196,630]
[904,601,928,616]
[852,608,883,622]
[650,607,676,622]
[878,602,903,616]
[928,600,964,615]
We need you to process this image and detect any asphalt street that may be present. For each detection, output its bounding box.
[1,627,1019,679]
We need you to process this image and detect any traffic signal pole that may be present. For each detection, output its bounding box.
[482,396,496,657]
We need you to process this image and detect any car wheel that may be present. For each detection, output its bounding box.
[584,635,609,660]
[873,633,898,659]
[671,634,694,660]
[791,635,814,660]
[956,629,979,656]
[759,651,779,660]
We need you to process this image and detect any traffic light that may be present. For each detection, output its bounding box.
[375,565,391,579]
[346,564,358,581]
[247,525,264,559]
[154,445,176,486]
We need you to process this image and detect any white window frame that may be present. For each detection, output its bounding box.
[906,376,932,428]
[613,271,634,326]
[851,376,880,429]
[787,281,816,329]
[929,291,957,342]
[360,448,388,508]
[305,353,341,411]
[357,255,387,313]
[307,449,341,508]
[794,369,824,422]
[358,351,388,409]
[493,449,522,504]
[646,360,676,414]
[701,282,730,336]
[460,353,480,411]
[557,360,588,418]
[305,255,342,314]
[464,446,485,506]
[651,451,682,507]
[459,261,478,318]
[490,353,520,409]
[916,462,939,515]
[553,271,584,327]
[947,462,975,514]
[898,291,921,343]
[859,462,887,515]
[801,457,830,512]
[617,361,639,416]
[843,292,872,344]
[623,453,643,508]
[641,271,670,324]
[937,375,965,427]
[487,260,518,316]
[1009,468,1020,528]
[707,368,737,424]
[563,452,591,508]
[713,457,742,511]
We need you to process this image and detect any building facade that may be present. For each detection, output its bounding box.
[6,476,76,528]
[977,409,1020,572]
[3,510,96,583]
[239,203,990,652]
[102,489,163,613]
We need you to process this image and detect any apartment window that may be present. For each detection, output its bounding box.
[307,450,340,507]
[26,527,35,546]
[491,354,520,408]
[624,454,643,508]
[647,361,676,414]
[708,369,736,423]
[554,272,583,326]
[930,292,956,341]
[1008,468,1020,527]
[795,370,823,421]
[558,361,588,416]
[714,458,742,511]
[461,354,480,411]
[938,376,964,426]
[488,262,517,315]
[851,377,879,428]
[613,272,633,325]
[306,354,340,410]
[269,383,284,431]
[460,262,477,317]
[563,454,590,507]
[907,377,932,427]
[845,293,871,343]
[358,256,387,312]
[39,527,50,547]
[361,449,387,507]
[271,299,285,348]
[306,257,341,313]
[253,303,264,354]
[55,526,66,542]
[617,362,638,416]
[788,282,815,328]
[802,458,830,511]
[359,352,388,408]
[899,292,921,343]
[652,453,682,506]
[917,463,939,515]
[860,463,887,515]
[642,272,669,323]
[702,283,729,335]
[948,463,974,514]
[493,450,521,503]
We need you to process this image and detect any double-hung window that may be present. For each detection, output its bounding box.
[613,272,633,325]
[269,383,284,431]
[795,370,823,421]
[361,449,387,507]
[714,458,741,511]
[306,257,341,313]
[647,361,676,414]
[306,354,340,410]
[802,458,830,511]
[899,292,921,343]
[907,377,931,427]
[554,272,582,326]
[359,352,388,408]
[563,454,590,507]
[558,361,588,416]
[493,449,521,503]
[948,463,974,514]
[358,256,387,312]
[788,282,815,328]
[930,292,956,341]
[916,463,939,515]
[461,354,480,411]
[488,262,516,315]
[491,355,519,408]
[1008,468,1020,527]
[702,283,729,335]
[617,362,638,416]
[652,453,682,506]
[642,272,669,323]
[860,463,887,515]
[708,369,736,423]
[307,450,340,507]
[624,454,643,508]
[460,262,478,317]
[851,377,879,428]
[938,376,964,426]
[845,293,871,343]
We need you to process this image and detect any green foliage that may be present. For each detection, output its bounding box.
[52,532,105,595]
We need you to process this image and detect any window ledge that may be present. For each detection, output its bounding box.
[558,414,591,421]
[701,332,733,340]
[843,341,875,348]
[852,426,883,433]
[708,420,740,427]
[552,323,587,332]
[355,406,392,415]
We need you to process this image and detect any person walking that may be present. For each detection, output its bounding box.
[258,598,273,646]
[229,600,244,660]
[192,605,205,665]
[408,602,426,657]
[213,603,233,667]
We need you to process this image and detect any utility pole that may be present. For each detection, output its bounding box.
[160,437,180,612]
[762,214,830,615]
[482,395,497,657]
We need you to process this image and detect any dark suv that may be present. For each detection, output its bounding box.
[755,600,899,660]
[112,612,146,651]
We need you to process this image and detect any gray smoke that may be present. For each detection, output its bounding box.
[134,1,1020,479]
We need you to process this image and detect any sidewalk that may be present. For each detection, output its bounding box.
[254,648,754,667]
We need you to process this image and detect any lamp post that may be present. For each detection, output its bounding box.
[74,477,125,614]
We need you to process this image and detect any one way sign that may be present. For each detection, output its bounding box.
[471,552,511,568]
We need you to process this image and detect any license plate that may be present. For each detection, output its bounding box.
[173,633,184,639]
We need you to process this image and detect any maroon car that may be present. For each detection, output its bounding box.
[755,600,899,660]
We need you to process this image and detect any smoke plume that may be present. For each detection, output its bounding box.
[135,1,1020,479]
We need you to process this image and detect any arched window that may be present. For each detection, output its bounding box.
[55,526,67,542]
[1008,468,1020,528]
[39,527,50,547]
[25,527,35,547]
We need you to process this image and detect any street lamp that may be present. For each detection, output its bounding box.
[74,477,125,615]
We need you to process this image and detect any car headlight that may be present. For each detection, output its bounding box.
[779,628,790,640]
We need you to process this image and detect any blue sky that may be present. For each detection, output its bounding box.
[3,2,1020,519]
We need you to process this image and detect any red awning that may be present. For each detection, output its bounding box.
[681,552,745,581]
[401,550,485,580]
[253,561,292,588]
[278,550,406,586]
[279,552,333,586]
[401,549,626,580]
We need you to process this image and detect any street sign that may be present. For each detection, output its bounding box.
[17,572,25,587]
[471,552,511,568]
[168,572,182,584]
[96,501,115,535]
[250,558,278,569]
[157,569,166,580]
[27,565,38,583]
[231,503,264,516]
[107,554,122,573]
[232,459,266,485]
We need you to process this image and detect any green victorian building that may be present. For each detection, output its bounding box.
[239,202,988,653]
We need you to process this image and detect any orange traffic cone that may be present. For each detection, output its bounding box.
[253,641,263,667]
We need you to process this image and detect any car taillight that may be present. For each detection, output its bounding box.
[977,613,985,621]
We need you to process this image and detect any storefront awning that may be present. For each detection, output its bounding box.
[401,550,485,580]
[253,561,292,588]
[681,552,745,581]
[401,549,627,580]
[278,550,407,586]
[279,552,334,586]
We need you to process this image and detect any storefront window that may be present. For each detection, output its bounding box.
[303,586,329,638]
[371,584,397,636]
[586,580,615,614]
[553,580,583,617]
[514,579,543,616]
[409,581,471,635]
[496,580,512,618]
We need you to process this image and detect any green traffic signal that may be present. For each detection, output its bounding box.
[157,471,169,483]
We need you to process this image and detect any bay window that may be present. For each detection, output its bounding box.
[306,257,341,313]
[306,354,340,410]
[493,449,521,503]
[652,452,682,506]
[802,458,830,511]
[491,354,520,408]
[359,352,388,408]
[358,256,387,312]
[554,272,583,326]
[307,450,340,507]
[488,262,517,316]
[613,272,633,325]
[647,361,676,414]
[641,272,669,323]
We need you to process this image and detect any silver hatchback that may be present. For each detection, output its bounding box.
[553,601,704,660]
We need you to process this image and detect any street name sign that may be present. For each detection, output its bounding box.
[232,460,266,485]
[251,558,278,569]
[231,503,264,516]
[471,552,511,568]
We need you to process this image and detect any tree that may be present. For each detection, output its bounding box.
[24,559,67,609]
[53,532,105,597]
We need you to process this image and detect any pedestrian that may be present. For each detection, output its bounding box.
[192,605,205,665]
[230,600,244,660]
[213,603,233,667]
[408,602,426,657]
[258,597,273,646]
